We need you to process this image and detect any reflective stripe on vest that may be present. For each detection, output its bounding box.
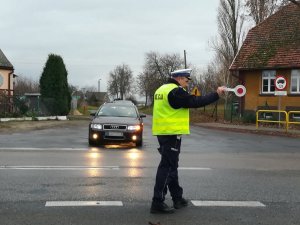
[152,83,190,135]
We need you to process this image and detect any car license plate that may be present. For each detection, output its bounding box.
[108,132,123,137]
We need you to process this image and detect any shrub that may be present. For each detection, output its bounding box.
[242,110,256,123]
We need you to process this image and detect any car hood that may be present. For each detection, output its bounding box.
[91,116,141,125]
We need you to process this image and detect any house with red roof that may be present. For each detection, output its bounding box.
[0,49,15,96]
[229,2,300,115]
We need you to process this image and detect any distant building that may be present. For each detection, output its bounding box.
[85,91,110,106]
[24,93,41,113]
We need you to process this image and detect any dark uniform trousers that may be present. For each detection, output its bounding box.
[152,135,183,203]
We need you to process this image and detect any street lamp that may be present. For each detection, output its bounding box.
[98,78,101,92]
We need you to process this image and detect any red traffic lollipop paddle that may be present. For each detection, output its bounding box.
[225,85,246,97]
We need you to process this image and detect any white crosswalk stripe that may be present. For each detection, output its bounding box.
[0,147,87,151]
[0,166,120,170]
[191,200,266,207]
[0,165,210,171]
[45,201,123,207]
[179,167,211,170]
[45,200,266,208]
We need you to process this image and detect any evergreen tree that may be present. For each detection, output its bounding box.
[40,54,71,115]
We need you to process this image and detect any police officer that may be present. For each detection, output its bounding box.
[150,69,226,214]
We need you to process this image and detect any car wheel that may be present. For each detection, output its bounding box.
[136,136,143,147]
[89,138,96,146]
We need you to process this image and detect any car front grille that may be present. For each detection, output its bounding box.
[103,124,127,130]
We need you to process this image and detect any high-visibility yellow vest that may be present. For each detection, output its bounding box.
[152,83,190,135]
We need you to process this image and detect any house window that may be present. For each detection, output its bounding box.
[262,70,275,93]
[290,69,300,94]
[0,74,4,87]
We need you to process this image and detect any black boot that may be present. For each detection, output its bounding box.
[173,197,188,209]
[150,202,175,214]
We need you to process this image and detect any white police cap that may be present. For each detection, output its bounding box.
[171,69,192,80]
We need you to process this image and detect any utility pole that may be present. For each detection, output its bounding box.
[98,78,101,92]
[184,50,187,69]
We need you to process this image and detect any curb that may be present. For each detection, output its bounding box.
[195,123,300,138]
[0,116,68,122]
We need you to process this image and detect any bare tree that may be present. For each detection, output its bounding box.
[211,0,245,88]
[202,62,223,93]
[136,52,184,105]
[244,0,299,25]
[14,76,40,95]
[288,0,300,6]
[244,0,284,25]
[136,72,150,106]
[144,52,184,82]
[107,64,134,100]
[203,0,246,115]
[107,70,118,100]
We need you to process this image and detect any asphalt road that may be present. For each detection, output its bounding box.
[0,117,300,225]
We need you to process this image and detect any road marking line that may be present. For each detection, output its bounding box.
[0,165,212,171]
[0,166,120,170]
[0,147,88,151]
[45,201,123,207]
[191,200,266,207]
[179,167,212,170]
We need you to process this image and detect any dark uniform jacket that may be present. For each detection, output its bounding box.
[167,78,219,109]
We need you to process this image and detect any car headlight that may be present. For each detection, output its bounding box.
[128,125,141,131]
[91,124,102,130]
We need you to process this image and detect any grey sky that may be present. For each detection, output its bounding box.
[0,0,219,91]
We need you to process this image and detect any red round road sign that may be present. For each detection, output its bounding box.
[275,76,287,90]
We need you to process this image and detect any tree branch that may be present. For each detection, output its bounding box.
[289,0,300,6]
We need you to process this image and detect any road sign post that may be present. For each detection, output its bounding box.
[275,76,287,127]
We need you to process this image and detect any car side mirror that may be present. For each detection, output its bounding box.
[90,112,96,116]
[139,113,146,118]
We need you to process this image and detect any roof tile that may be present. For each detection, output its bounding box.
[230,3,300,70]
[0,49,13,69]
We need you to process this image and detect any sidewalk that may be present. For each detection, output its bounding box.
[195,122,300,138]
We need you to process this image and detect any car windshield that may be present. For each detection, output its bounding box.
[97,105,137,118]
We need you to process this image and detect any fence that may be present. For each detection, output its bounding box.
[0,92,54,117]
[256,110,300,131]
[0,92,14,117]
[188,97,245,122]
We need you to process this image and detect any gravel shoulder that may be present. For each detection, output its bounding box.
[0,118,90,134]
